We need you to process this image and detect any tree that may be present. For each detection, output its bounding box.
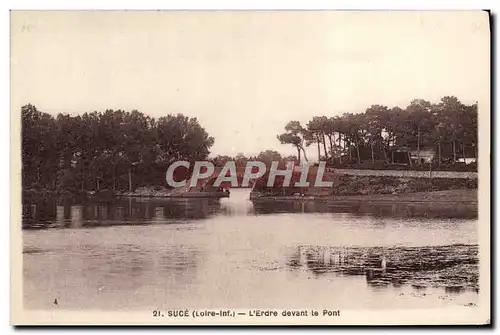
[406,99,433,162]
[21,104,58,189]
[435,96,466,163]
[323,117,337,161]
[364,105,389,163]
[257,150,283,167]
[306,116,330,161]
[341,113,364,163]
[462,102,478,159]
[277,121,308,163]
[156,114,214,164]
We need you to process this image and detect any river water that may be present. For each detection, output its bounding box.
[22,189,479,311]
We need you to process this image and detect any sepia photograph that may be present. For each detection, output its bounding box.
[10,10,490,325]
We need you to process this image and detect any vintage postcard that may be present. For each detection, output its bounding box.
[10,10,490,325]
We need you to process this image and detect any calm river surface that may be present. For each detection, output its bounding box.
[23,189,479,311]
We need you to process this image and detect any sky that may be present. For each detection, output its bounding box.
[11,11,490,158]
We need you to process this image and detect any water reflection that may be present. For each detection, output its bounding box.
[252,200,477,219]
[22,197,222,229]
[22,191,477,230]
[287,244,479,291]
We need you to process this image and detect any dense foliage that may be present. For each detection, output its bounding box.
[277,96,478,167]
[21,105,214,193]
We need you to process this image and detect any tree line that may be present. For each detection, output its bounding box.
[21,95,477,194]
[211,150,297,168]
[22,104,215,193]
[277,96,478,168]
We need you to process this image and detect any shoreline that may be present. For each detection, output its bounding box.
[250,189,478,204]
[118,192,229,199]
[22,189,230,199]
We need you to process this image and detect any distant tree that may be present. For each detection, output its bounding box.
[283,155,299,165]
[234,153,248,167]
[212,155,234,167]
[257,150,282,167]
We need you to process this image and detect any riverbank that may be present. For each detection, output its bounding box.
[119,191,229,199]
[117,186,229,198]
[251,172,478,199]
[251,189,478,204]
[22,186,230,199]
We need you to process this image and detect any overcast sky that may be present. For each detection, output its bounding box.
[11,11,489,158]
